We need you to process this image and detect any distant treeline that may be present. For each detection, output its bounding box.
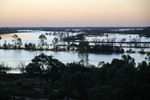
[78,41,124,54]
[0,26,149,37]
[0,28,18,34]
[0,26,147,32]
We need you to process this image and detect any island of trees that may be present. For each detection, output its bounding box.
[0,28,150,54]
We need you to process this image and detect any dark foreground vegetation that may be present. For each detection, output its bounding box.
[0,53,150,100]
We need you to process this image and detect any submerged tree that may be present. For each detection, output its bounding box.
[17,38,22,48]
[143,27,150,37]
[52,37,59,51]
[78,41,89,66]
[119,38,126,47]
[12,34,22,48]
[3,40,7,49]
[38,34,47,48]
[12,34,18,46]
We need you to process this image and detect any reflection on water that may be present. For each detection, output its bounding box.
[0,49,147,68]
[0,30,149,69]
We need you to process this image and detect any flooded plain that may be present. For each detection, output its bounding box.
[0,30,149,68]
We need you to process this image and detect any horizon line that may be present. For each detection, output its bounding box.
[0,26,149,28]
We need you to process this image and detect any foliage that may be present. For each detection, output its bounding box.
[38,34,47,47]
[0,28,18,34]
[25,53,65,83]
[39,34,47,40]
[52,37,59,50]
[25,43,36,50]
[0,62,11,73]
[78,41,89,53]
[89,44,124,53]
[1,54,150,100]
[17,62,26,74]
[12,34,22,48]
[143,27,150,37]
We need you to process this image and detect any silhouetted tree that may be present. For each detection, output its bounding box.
[119,38,126,47]
[25,53,65,83]
[0,62,11,73]
[52,37,59,51]
[78,41,89,66]
[17,62,26,74]
[38,34,47,48]
[17,38,22,48]
[12,34,22,48]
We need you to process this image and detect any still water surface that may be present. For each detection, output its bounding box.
[0,30,149,71]
[0,49,147,68]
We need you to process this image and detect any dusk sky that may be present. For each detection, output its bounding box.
[0,0,150,27]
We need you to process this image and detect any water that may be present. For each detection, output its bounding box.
[85,33,150,42]
[0,30,149,72]
[0,49,147,68]
[0,31,56,46]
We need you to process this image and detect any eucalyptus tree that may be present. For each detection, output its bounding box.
[119,38,126,47]
[78,41,89,66]
[25,53,65,83]
[52,37,59,50]
[130,37,141,47]
[38,34,47,49]
[3,40,7,49]
[12,34,22,48]
[12,34,18,46]
[17,38,22,48]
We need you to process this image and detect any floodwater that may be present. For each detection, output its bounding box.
[0,49,147,68]
[0,30,149,70]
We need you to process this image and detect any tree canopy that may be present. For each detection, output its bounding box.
[24,53,150,100]
[1,53,150,100]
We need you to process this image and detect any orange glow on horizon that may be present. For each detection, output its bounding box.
[0,0,150,27]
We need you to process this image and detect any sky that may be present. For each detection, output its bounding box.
[0,0,150,27]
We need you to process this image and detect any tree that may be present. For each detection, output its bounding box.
[12,34,18,46]
[143,27,150,37]
[12,34,22,48]
[0,62,11,73]
[38,34,47,48]
[97,61,105,67]
[12,34,18,39]
[88,85,114,100]
[25,53,65,83]
[111,37,116,46]
[17,38,22,48]
[52,37,59,50]
[78,41,89,66]
[119,38,126,47]
[3,40,7,49]
[17,62,26,74]
[130,37,141,47]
